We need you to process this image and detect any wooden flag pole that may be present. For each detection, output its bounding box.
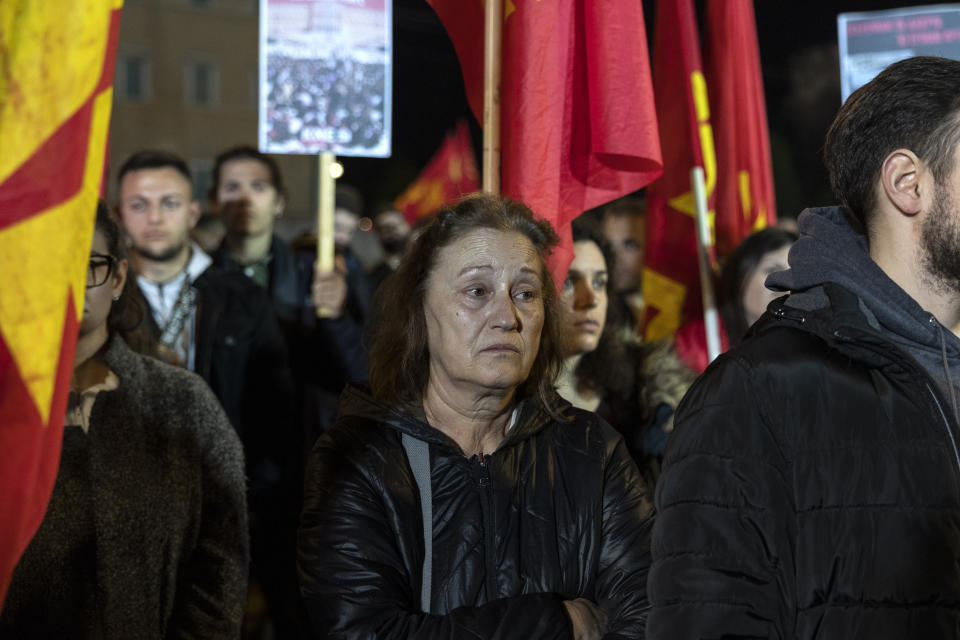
[482,0,503,194]
[692,167,721,363]
[316,151,337,318]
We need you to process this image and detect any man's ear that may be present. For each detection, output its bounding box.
[273,194,286,218]
[880,149,924,216]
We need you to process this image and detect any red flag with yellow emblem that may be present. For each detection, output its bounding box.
[0,0,122,607]
[394,120,480,223]
[642,0,717,348]
[705,0,777,258]
[426,0,663,282]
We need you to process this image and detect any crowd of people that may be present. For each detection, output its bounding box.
[4,55,960,639]
[264,53,387,153]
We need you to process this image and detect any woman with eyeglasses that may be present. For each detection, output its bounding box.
[0,202,249,638]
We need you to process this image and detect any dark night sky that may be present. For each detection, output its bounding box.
[340,1,941,219]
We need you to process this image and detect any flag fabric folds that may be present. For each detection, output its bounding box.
[642,0,717,343]
[427,0,663,282]
[394,120,480,223]
[0,0,122,608]
[706,0,777,258]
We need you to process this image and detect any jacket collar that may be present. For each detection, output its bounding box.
[336,383,569,453]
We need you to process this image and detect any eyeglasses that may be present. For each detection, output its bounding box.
[87,252,117,288]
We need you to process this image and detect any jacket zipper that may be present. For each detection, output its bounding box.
[474,454,498,600]
[925,383,960,477]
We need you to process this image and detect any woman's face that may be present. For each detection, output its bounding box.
[557,240,608,358]
[741,244,790,327]
[81,229,127,338]
[423,228,545,396]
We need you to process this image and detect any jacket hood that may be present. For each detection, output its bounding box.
[766,206,955,356]
[336,383,569,453]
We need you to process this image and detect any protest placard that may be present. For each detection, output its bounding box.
[839,4,960,101]
[259,0,392,157]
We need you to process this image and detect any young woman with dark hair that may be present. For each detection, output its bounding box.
[718,227,799,346]
[555,216,695,486]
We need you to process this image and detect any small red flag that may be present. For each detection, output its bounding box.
[427,0,663,284]
[705,0,777,258]
[394,120,480,223]
[0,0,123,608]
[642,0,717,345]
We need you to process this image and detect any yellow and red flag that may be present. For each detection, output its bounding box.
[394,120,480,223]
[426,0,663,283]
[0,0,122,608]
[642,0,717,349]
[705,0,777,258]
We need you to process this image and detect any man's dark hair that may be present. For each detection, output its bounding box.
[209,145,286,202]
[825,56,960,231]
[368,193,562,414]
[116,150,192,187]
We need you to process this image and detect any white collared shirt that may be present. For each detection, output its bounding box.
[137,243,212,371]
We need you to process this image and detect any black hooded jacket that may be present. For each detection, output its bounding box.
[298,384,654,639]
[647,206,960,639]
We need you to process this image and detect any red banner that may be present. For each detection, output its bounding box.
[0,0,122,608]
[706,0,777,258]
[427,0,663,284]
[394,120,480,222]
[642,0,716,344]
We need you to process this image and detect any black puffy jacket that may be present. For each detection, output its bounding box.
[648,283,960,639]
[298,384,654,639]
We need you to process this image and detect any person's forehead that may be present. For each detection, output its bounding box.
[437,228,540,273]
[221,157,272,181]
[121,167,192,198]
[570,240,606,271]
[90,228,109,252]
[604,214,644,235]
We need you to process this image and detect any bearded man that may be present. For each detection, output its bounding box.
[649,56,960,639]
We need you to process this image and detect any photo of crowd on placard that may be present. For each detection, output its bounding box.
[263,53,388,156]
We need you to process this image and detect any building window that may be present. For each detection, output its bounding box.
[116,54,151,102]
[184,62,219,108]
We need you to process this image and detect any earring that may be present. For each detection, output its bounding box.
[112,295,120,302]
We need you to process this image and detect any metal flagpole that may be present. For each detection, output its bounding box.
[691,167,721,362]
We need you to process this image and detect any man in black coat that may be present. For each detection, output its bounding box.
[115,150,293,485]
[648,56,960,639]
[116,150,296,634]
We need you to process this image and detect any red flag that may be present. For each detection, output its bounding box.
[705,0,777,258]
[642,0,717,343]
[394,120,480,223]
[0,0,122,608]
[427,0,663,283]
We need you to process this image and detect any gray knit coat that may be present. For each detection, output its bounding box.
[0,336,249,638]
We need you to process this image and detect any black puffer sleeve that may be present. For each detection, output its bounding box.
[594,431,656,639]
[647,356,797,639]
[297,430,574,640]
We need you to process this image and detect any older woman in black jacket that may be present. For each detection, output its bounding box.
[298,194,654,639]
